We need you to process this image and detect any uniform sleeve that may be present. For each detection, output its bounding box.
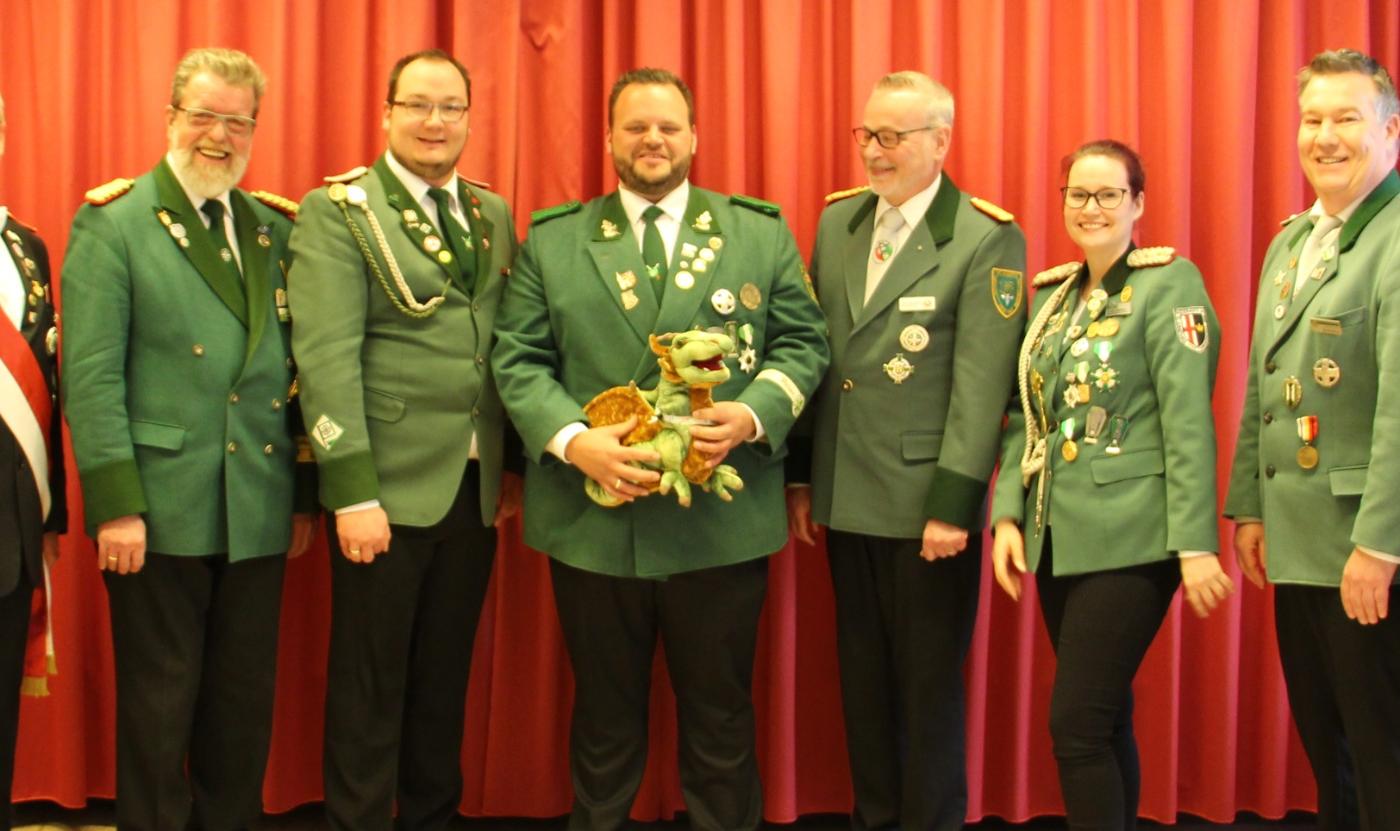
[59,205,148,529]
[1144,260,1221,554]
[1351,233,1400,552]
[783,217,832,486]
[989,360,1030,527]
[286,188,378,510]
[735,216,831,451]
[924,220,1027,530]
[491,226,593,463]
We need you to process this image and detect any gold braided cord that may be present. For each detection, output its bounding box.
[1017,273,1079,488]
[335,200,448,319]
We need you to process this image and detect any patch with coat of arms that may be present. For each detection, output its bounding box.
[1173,306,1209,352]
[991,268,1024,319]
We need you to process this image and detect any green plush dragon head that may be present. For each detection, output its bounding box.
[652,329,735,388]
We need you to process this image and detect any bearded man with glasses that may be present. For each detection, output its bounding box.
[287,48,520,831]
[787,70,1026,831]
[61,47,316,830]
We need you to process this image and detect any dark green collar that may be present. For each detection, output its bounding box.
[1100,244,1137,296]
[1339,169,1400,253]
[845,174,961,246]
[153,158,248,326]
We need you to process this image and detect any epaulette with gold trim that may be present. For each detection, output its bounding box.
[1126,246,1177,268]
[731,194,781,216]
[85,177,135,206]
[824,185,870,204]
[324,166,369,184]
[462,175,493,190]
[970,196,1014,223]
[1279,210,1307,227]
[251,190,299,220]
[531,200,582,225]
[1033,261,1080,287]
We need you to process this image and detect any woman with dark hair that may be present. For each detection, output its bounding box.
[989,140,1235,830]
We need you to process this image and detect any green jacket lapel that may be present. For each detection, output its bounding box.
[856,175,960,333]
[655,188,720,338]
[586,193,660,348]
[373,156,462,289]
[231,191,270,368]
[843,193,878,326]
[154,159,248,327]
[460,181,493,296]
[2,219,40,335]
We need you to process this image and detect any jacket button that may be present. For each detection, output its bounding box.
[229,392,240,404]
[472,302,481,312]
[286,358,295,369]
[271,399,282,411]
[841,379,854,391]
[1262,411,1273,424]
[227,441,238,454]
[1265,361,1277,374]
[475,355,485,366]
[193,344,206,357]
[1265,464,1276,478]
[263,444,274,455]
[471,407,481,418]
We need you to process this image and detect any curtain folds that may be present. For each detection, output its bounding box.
[4,0,1397,822]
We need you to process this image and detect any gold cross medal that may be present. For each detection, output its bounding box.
[883,353,914,384]
[1296,415,1319,469]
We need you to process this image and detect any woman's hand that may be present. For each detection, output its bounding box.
[991,519,1027,601]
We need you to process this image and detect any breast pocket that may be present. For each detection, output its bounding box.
[1310,305,1369,360]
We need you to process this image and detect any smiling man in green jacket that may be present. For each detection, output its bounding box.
[61,48,314,831]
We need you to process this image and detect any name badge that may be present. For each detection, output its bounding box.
[1309,317,1343,336]
[898,296,936,312]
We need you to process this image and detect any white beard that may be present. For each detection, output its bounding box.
[170,145,248,199]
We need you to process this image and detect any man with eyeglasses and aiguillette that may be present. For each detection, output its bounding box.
[786,71,1025,831]
[61,47,316,830]
[286,49,519,831]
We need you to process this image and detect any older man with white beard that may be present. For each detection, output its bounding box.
[61,47,315,831]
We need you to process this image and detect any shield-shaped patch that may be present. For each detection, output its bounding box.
[1173,306,1209,352]
[991,268,1024,319]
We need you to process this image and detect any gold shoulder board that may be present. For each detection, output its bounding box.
[251,190,299,219]
[1033,261,1081,287]
[970,196,1014,223]
[1126,246,1177,268]
[85,177,136,206]
[824,185,870,204]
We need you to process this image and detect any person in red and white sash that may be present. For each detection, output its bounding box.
[0,91,67,831]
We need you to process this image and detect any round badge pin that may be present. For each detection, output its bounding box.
[675,272,695,290]
[711,289,736,315]
[899,324,930,352]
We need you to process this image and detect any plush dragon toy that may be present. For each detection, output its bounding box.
[582,329,746,508]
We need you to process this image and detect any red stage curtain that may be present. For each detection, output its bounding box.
[3,0,1398,822]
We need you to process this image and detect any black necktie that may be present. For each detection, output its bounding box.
[428,186,476,292]
[201,199,240,278]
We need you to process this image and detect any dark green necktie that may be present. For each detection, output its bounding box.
[428,186,476,291]
[201,199,241,279]
[642,204,668,299]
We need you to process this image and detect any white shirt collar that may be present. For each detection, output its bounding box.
[618,181,691,228]
[875,174,941,230]
[1307,191,1366,227]
[164,152,234,222]
[385,150,461,213]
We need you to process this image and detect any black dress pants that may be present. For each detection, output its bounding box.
[549,555,769,831]
[0,569,33,831]
[104,550,286,831]
[825,529,981,831]
[323,464,496,831]
[1036,531,1179,831]
[1274,583,1400,831]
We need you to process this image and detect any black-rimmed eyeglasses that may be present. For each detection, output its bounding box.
[852,126,933,149]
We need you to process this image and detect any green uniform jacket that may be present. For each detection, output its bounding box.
[990,248,1220,576]
[61,159,306,560]
[288,156,517,527]
[1224,171,1400,587]
[798,179,1026,537]
[492,187,830,578]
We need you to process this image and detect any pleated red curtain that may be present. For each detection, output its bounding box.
[3,0,1398,822]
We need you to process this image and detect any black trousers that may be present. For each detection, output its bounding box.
[825,529,981,831]
[104,550,286,831]
[1274,583,1400,831]
[1035,531,1179,831]
[0,569,32,831]
[323,463,496,831]
[549,555,769,831]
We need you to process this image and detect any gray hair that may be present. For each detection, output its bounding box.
[1298,49,1398,122]
[170,47,267,116]
[875,70,955,129]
